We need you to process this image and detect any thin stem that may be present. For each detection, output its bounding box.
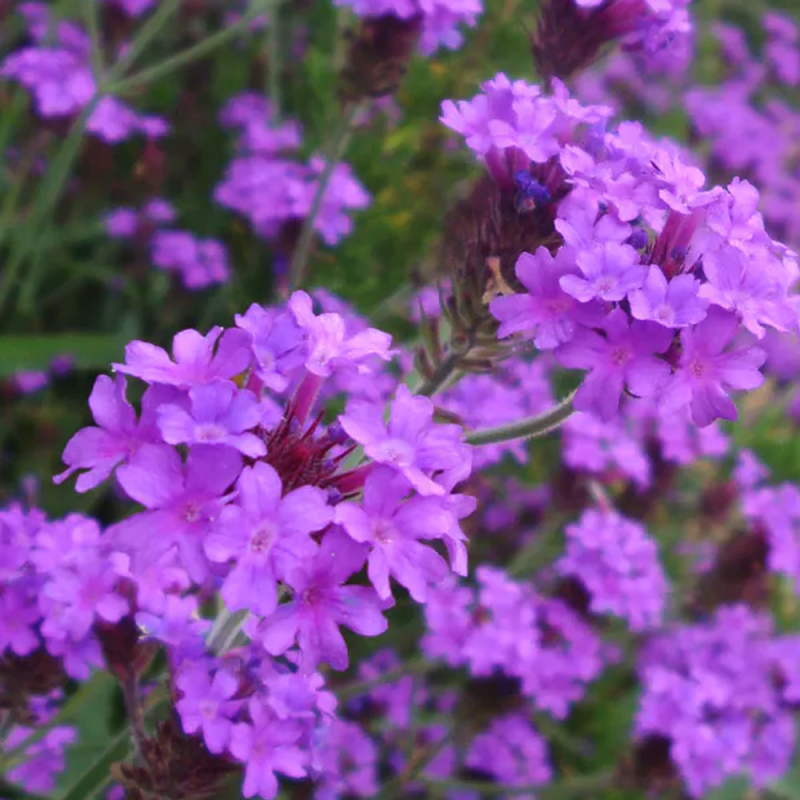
[419,768,616,797]
[10,97,101,314]
[416,352,460,397]
[104,0,184,83]
[207,606,250,655]
[0,673,114,772]
[267,0,283,119]
[84,2,105,80]
[107,1,275,94]
[336,656,429,701]
[287,102,362,290]
[465,389,577,446]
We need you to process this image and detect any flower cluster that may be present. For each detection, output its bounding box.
[441,74,797,427]
[1,2,167,143]
[215,93,370,250]
[49,290,474,797]
[423,566,608,718]
[532,0,691,83]
[556,508,667,631]
[0,503,130,681]
[334,0,483,54]
[637,605,800,797]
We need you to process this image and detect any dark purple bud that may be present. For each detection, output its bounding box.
[326,420,349,445]
[627,228,649,250]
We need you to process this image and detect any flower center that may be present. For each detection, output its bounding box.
[376,439,414,468]
[654,304,674,325]
[596,277,616,295]
[199,700,218,720]
[184,503,202,523]
[609,346,631,367]
[372,518,395,544]
[690,359,707,379]
[249,522,277,554]
[195,422,227,442]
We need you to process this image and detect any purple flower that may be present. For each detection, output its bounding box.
[114,327,252,388]
[0,586,40,656]
[560,241,645,303]
[41,553,129,641]
[54,375,165,492]
[150,230,230,289]
[135,594,210,656]
[663,307,766,426]
[258,528,389,672]
[490,247,604,348]
[334,467,453,601]
[339,385,471,496]
[699,246,795,338]
[629,266,708,327]
[204,463,332,616]
[557,509,667,631]
[288,291,394,378]
[157,382,266,457]
[229,702,307,799]
[112,444,242,581]
[234,305,306,392]
[556,309,672,420]
[176,664,241,754]
[465,713,552,792]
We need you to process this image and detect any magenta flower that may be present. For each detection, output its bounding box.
[0,587,40,656]
[204,463,332,616]
[229,702,307,799]
[40,554,129,641]
[157,382,266,458]
[629,266,708,328]
[176,665,241,754]
[556,309,672,420]
[288,291,394,378]
[490,247,604,348]
[135,595,210,656]
[113,327,252,388]
[557,509,667,631]
[699,246,795,337]
[234,305,305,392]
[112,444,242,581]
[663,307,766,426]
[258,529,389,672]
[560,241,646,303]
[335,467,453,601]
[54,376,170,492]
[339,385,472,496]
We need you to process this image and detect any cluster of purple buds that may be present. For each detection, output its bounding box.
[47,291,474,797]
[531,0,691,83]
[105,199,230,289]
[423,565,609,718]
[333,0,483,55]
[215,93,370,251]
[637,605,800,797]
[1,3,168,143]
[441,74,799,427]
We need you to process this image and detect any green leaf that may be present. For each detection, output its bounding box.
[0,334,126,377]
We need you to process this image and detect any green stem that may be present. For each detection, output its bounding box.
[207,607,250,655]
[84,1,105,80]
[287,102,362,290]
[104,0,184,82]
[107,1,274,94]
[336,656,429,701]
[55,693,168,800]
[267,0,283,119]
[419,768,616,797]
[0,673,114,772]
[465,389,577,446]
